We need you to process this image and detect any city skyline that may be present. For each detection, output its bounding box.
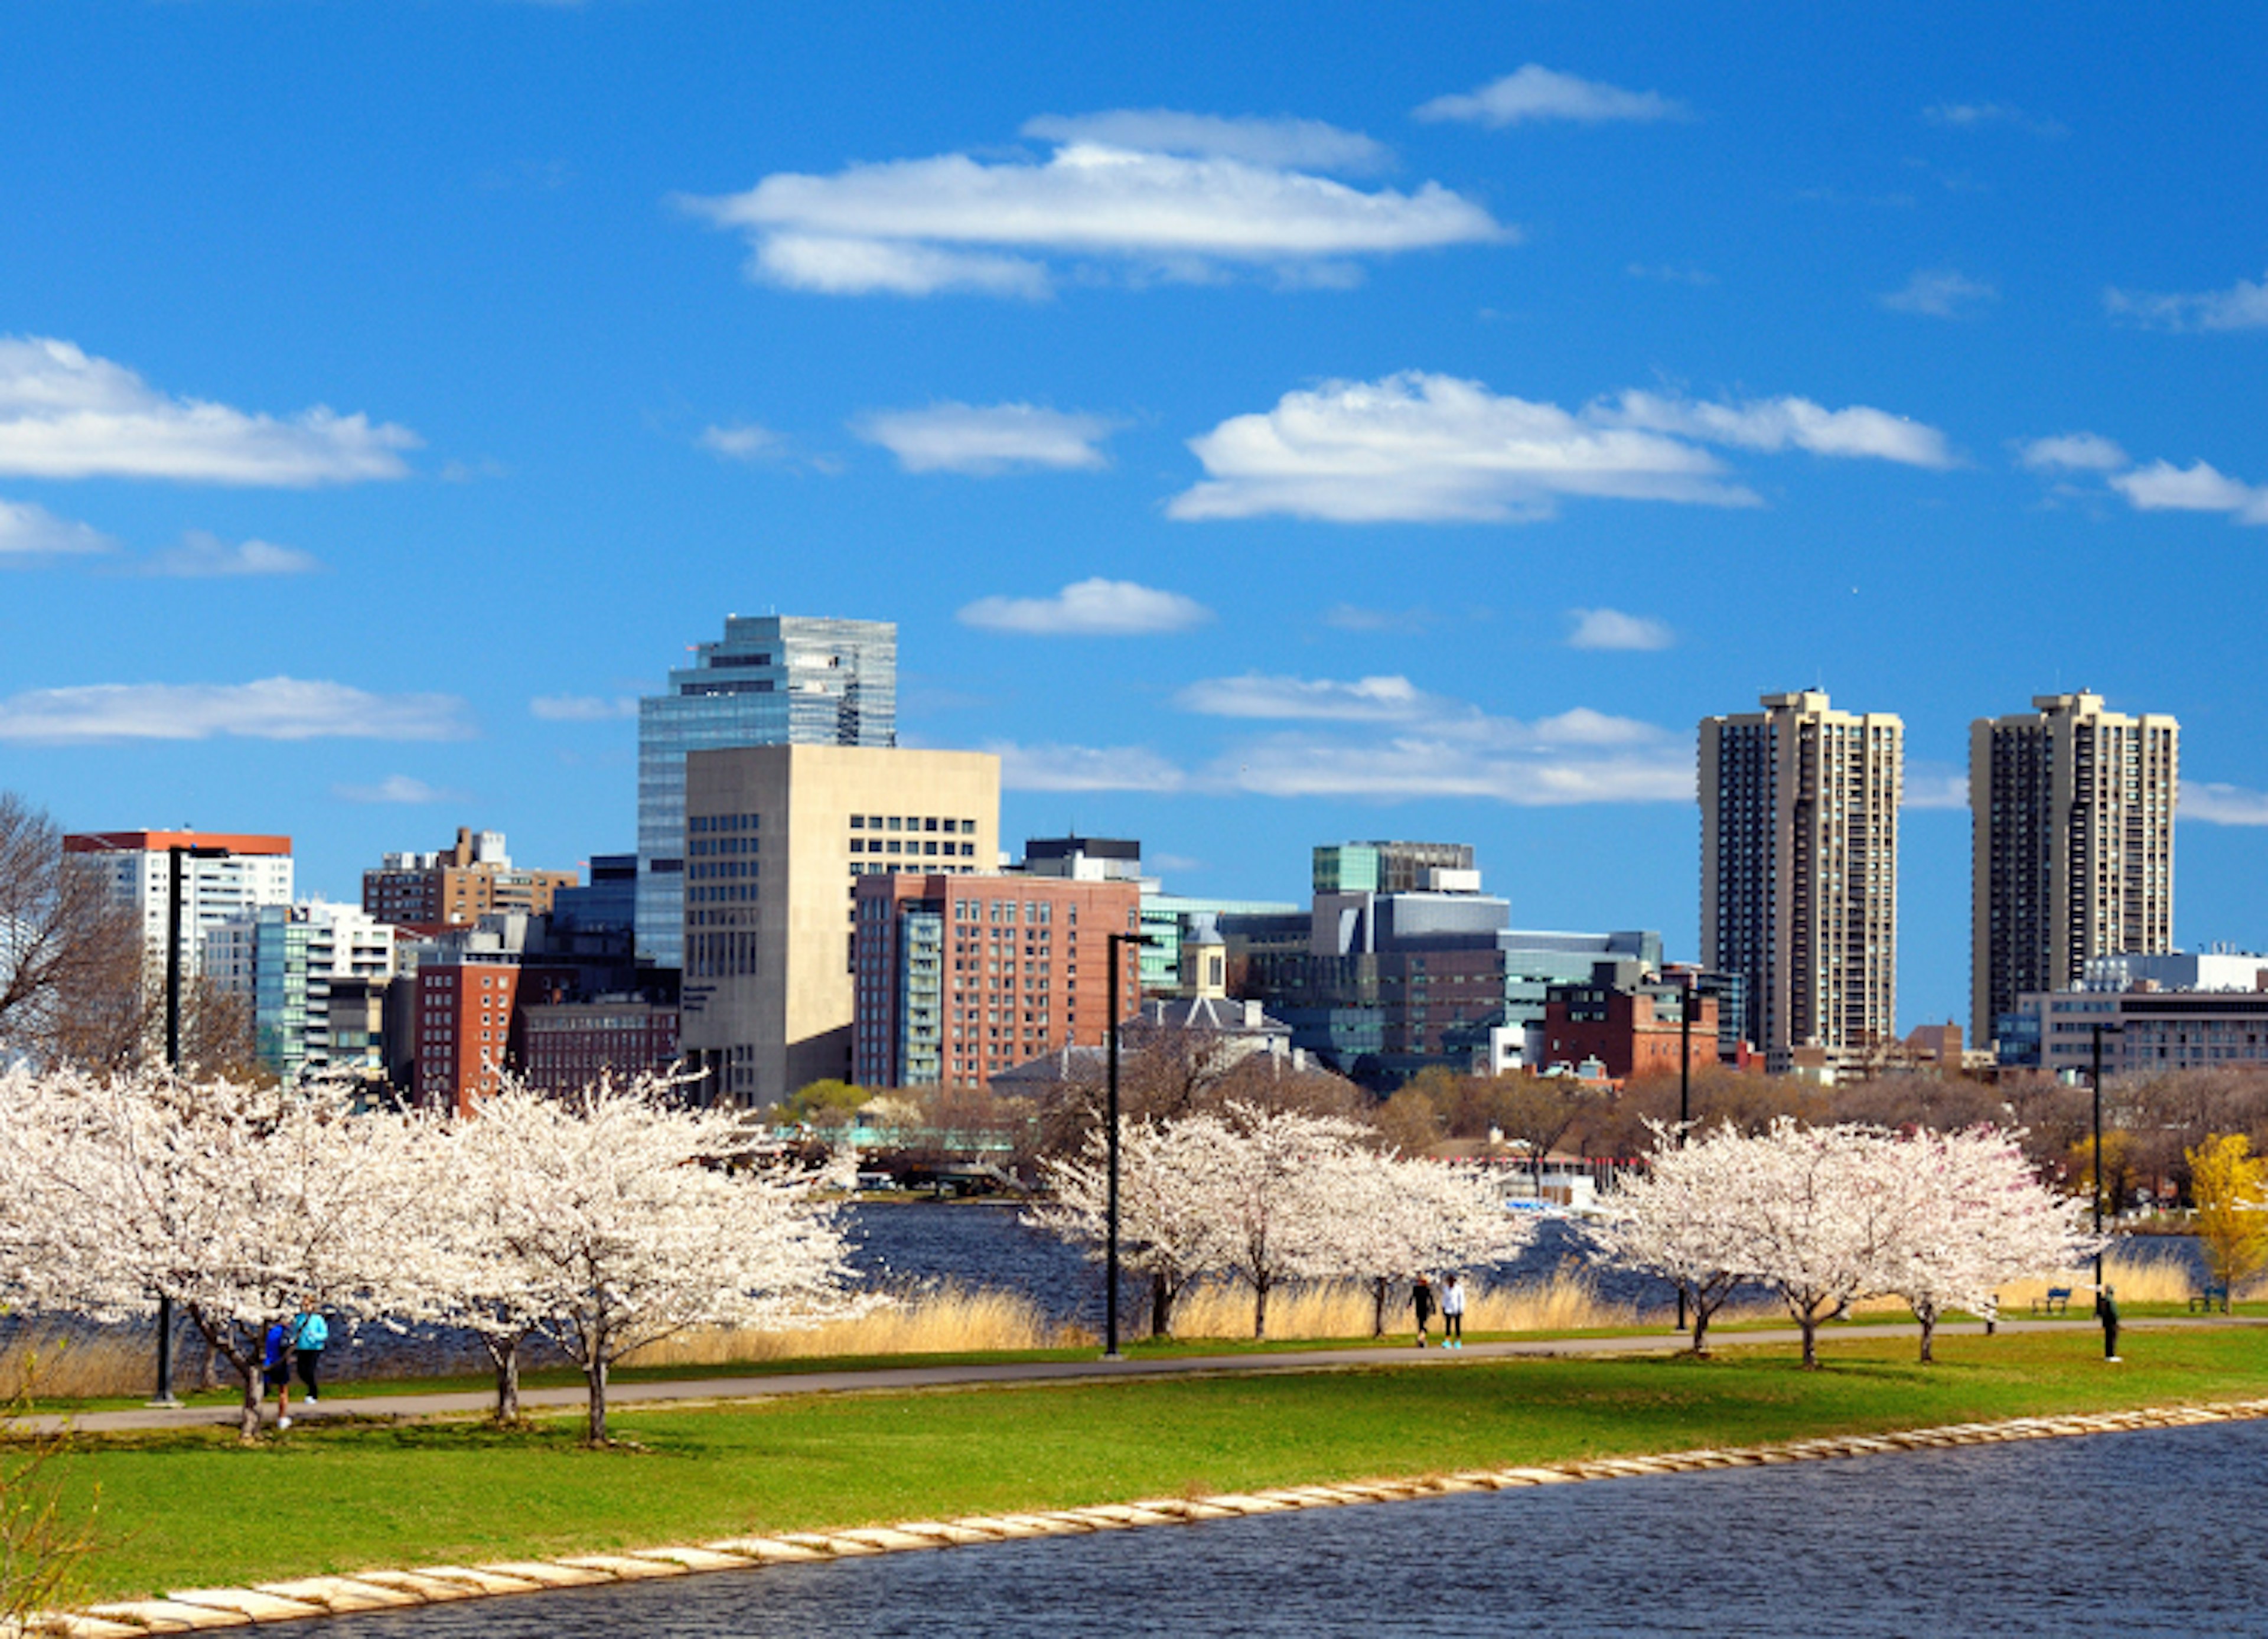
[5,4,2267,1034]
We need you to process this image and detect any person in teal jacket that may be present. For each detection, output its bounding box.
[291,1308,330,1402]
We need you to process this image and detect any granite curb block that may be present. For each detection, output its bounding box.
[35,1396,2268,1634]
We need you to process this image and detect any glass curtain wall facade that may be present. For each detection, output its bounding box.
[636,615,896,967]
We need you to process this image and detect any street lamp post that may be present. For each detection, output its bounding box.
[1103,930,1155,1360]
[1676,974,1694,1334]
[150,841,231,1407]
[2090,1019,2122,1290]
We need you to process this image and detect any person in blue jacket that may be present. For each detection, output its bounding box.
[262,1321,294,1429]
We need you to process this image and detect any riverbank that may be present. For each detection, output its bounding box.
[24,1320,2268,1617]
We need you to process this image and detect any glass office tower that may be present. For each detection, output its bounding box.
[635,615,896,967]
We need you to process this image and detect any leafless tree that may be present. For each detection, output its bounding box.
[0,794,141,1067]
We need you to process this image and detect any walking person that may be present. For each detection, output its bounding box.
[1439,1273,1467,1350]
[1411,1275,1435,1347]
[2097,1285,2122,1363]
[262,1320,294,1430]
[292,1307,328,1403]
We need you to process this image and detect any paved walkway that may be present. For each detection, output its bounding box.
[32,1314,2257,1437]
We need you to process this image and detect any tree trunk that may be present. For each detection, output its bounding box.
[585,1357,608,1445]
[1918,1309,1937,1365]
[1798,1313,1820,1370]
[1149,1272,1175,1340]
[1371,1276,1390,1339]
[1689,1294,1711,1356]
[491,1340,522,1422]
[237,1359,264,1442]
[1252,1277,1269,1340]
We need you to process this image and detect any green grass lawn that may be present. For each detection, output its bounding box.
[25,1323,2268,1605]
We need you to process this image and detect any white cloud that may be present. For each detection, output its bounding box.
[2104,271,2268,332]
[2018,432,2129,473]
[855,402,1116,474]
[959,578,1213,636]
[531,694,640,722]
[0,677,474,744]
[1020,110,1389,174]
[2108,459,2268,524]
[141,531,321,577]
[1170,374,1950,524]
[1922,102,2067,138]
[1604,390,1956,468]
[989,741,1189,793]
[1904,762,1970,810]
[1176,674,1429,722]
[0,498,115,563]
[1416,66,1686,128]
[1567,608,1673,651]
[1626,262,1716,286]
[697,422,785,461]
[1321,603,1435,633]
[683,137,1504,296]
[0,337,418,484]
[1882,268,1997,318]
[334,774,458,805]
[2181,783,2268,826]
[1214,734,1691,805]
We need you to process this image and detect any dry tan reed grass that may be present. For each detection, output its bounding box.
[0,1330,158,1402]
[619,1285,1085,1368]
[1995,1246,2202,1309]
[1166,1268,1650,1341]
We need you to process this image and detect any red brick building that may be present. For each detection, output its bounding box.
[1537,962,1719,1081]
[851,874,1141,1088]
[516,999,681,1095]
[409,959,520,1116]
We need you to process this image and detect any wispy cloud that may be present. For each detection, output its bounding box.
[531,694,640,722]
[989,741,1190,793]
[2182,783,2268,826]
[1169,373,1948,524]
[1416,66,1686,128]
[0,677,474,744]
[2018,432,2130,473]
[140,530,321,577]
[1922,102,2066,138]
[1177,674,1429,722]
[2107,459,2268,524]
[1882,268,1997,318]
[855,403,1116,474]
[1626,263,1716,286]
[1567,608,1674,651]
[1019,110,1390,174]
[1321,603,1435,633]
[1904,761,1969,810]
[333,774,460,805]
[2104,271,2268,332]
[959,578,1213,636]
[0,498,116,564]
[680,131,1504,297]
[697,422,786,461]
[0,337,418,484]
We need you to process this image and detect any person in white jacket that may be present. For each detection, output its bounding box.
[1438,1273,1467,1350]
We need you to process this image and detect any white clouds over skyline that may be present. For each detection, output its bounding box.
[1019,110,1390,174]
[696,422,784,461]
[1567,608,1674,651]
[2182,783,2268,826]
[2018,432,2130,473]
[959,577,1213,636]
[990,741,1190,793]
[1882,268,1997,318]
[2105,271,2268,332]
[333,774,458,805]
[1170,373,1950,523]
[0,677,474,744]
[0,337,419,485]
[1922,102,2067,138]
[2109,459,2268,524]
[531,694,640,722]
[855,402,1117,474]
[684,135,1505,296]
[0,498,116,563]
[141,531,321,577]
[1417,66,1686,127]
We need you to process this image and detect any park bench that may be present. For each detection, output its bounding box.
[2030,1286,2072,1317]
[2189,1283,2231,1314]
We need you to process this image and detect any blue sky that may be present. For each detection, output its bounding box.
[3,2,2265,1031]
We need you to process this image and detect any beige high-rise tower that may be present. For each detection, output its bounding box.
[1970,692,2178,1048]
[1700,690,1902,1073]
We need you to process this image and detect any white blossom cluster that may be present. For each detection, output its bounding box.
[0,1065,867,1441]
[1592,1119,2100,1365]
[1029,1101,1537,1339]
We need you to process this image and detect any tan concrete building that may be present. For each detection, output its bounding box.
[1700,690,1901,1076]
[679,744,1001,1106]
[1970,692,2178,1048]
[362,827,577,930]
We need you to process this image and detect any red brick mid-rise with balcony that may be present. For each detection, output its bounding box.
[851,874,1141,1088]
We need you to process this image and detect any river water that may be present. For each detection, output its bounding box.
[292,1419,2268,1636]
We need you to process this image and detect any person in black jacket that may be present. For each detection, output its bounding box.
[2097,1285,2121,1362]
[1411,1275,1435,1347]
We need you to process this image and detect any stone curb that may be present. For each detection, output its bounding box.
[34,1396,2268,1634]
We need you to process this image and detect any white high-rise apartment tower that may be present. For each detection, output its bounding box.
[1700,690,1902,1074]
[1970,692,2178,1048]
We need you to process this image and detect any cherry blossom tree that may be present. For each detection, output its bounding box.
[1330,1154,1538,1337]
[1588,1121,1759,1356]
[1197,1102,1379,1340]
[1877,1127,2099,1363]
[1027,1116,1230,1339]
[468,1075,873,1444]
[8,1065,422,1440]
[1731,1119,1910,1369]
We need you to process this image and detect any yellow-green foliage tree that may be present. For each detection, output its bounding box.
[2186,1132,2268,1292]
